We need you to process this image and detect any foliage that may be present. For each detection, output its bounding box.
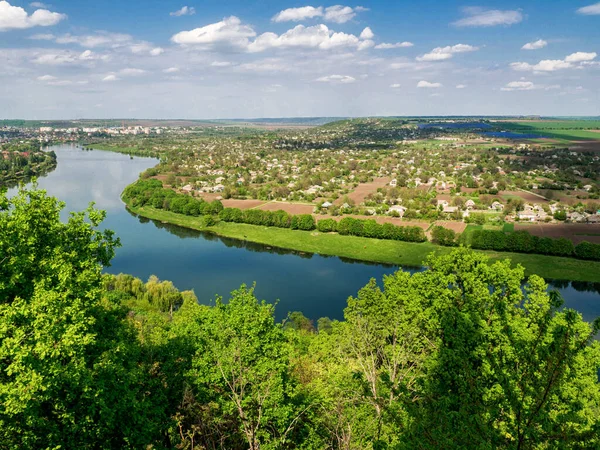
[431,225,458,246]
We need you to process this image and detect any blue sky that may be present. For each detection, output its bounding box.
[1,0,599,119]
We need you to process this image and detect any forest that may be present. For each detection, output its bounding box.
[1,186,600,449]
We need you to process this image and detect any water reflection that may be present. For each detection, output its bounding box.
[6,145,600,323]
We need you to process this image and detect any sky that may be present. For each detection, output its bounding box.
[1,0,599,119]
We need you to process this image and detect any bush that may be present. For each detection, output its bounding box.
[317,219,338,233]
[431,226,457,246]
[290,214,316,231]
[575,241,600,261]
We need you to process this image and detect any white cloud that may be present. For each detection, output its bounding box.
[55,32,132,48]
[272,5,367,24]
[417,44,478,62]
[522,39,547,50]
[150,47,164,56]
[375,41,413,49]
[324,5,360,23]
[565,51,597,62]
[163,67,180,73]
[359,27,374,40]
[102,74,119,82]
[0,1,66,31]
[390,83,401,88]
[452,7,523,27]
[511,52,596,72]
[456,84,467,89]
[28,33,54,40]
[170,6,196,17]
[36,74,56,81]
[272,6,323,22]
[30,2,48,8]
[417,80,442,88]
[576,2,600,15]
[501,81,535,91]
[211,61,232,67]
[171,16,256,49]
[248,24,362,53]
[510,60,572,72]
[357,39,374,51]
[32,52,76,65]
[119,68,147,76]
[316,74,356,83]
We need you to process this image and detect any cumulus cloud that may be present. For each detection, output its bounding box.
[170,6,196,17]
[576,2,600,15]
[501,81,535,91]
[32,52,76,65]
[272,6,323,22]
[36,74,56,81]
[522,39,547,50]
[374,41,413,49]
[247,24,363,53]
[150,47,164,56]
[390,83,401,88]
[359,27,374,39]
[452,7,523,27]
[417,80,442,88]
[456,84,467,89]
[210,61,232,67]
[316,74,356,83]
[417,44,478,62]
[272,5,367,23]
[0,1,66,31]
[565,51,597,62]
[171,16,256,49]
[511,52,597,72]
[102,74,118,82]
[163,67,180,73]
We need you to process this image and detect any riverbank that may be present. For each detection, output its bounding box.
[126,203,600,283]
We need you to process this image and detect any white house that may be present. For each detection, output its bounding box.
[490,201,504,211]
[465,199,476,210]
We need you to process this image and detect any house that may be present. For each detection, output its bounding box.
[490,201,504,211]
[181,184,194,193]
[518,211,536,221]
[437,200,449,209]
[569,212,586,222]
[465,199,476,210]
[321,201,333,209]
[443,206,458,213]
[389,205,406,218]
[587,214,600,223]
[389,178,397,187]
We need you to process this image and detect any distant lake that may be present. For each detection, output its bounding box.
[7,144,600,323]
[418,122,492,129]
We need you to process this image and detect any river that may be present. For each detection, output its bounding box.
[7,144,600,323]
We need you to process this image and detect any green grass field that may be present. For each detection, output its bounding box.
[498,121,600,142]
[127,204,600,283]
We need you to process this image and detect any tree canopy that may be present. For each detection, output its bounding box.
[1,187,599,449]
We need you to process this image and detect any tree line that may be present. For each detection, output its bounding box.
[1,187,599,449]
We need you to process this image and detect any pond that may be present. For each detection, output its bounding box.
[7,144,600,323]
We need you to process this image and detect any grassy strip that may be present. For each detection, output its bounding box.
[127,204,600,283]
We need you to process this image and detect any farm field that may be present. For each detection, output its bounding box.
[515,223,600,244]
[221,199,266,209]
[258,201,315,215]
[501,190,549,203]
[497,121,600,142]
[335,177,391,205]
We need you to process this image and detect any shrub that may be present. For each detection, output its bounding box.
[317,219,338,233]
[575,241,600,261]
[431,226,457,246]
[290,214,316,231]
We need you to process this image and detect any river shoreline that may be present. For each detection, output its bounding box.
[124,200,600,283]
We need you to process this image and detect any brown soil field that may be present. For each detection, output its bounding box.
[222,199,266,210]
[258,202,315,215]
[198,193,224,201]
[515,223,600,244]
[501,190,549,204]
[434,221,467,233]
[335,177,391,205]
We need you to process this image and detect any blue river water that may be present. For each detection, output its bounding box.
[7,144,600,323]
